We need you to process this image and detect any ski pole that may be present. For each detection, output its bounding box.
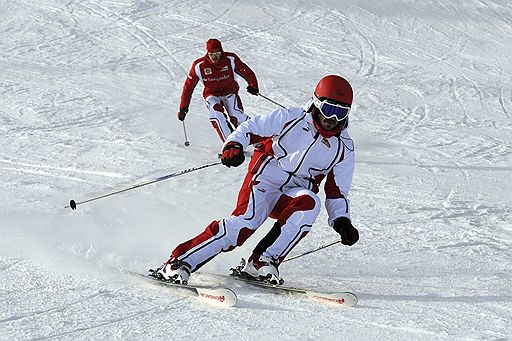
[182,121,190,146]
[282,240,341,263]
[66,161,221,210]
[258,93,286,108]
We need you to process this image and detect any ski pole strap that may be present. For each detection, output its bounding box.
[282,240,341,263]
[258,94,286,108]
[66,161,222,210]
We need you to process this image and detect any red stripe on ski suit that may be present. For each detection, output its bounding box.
[269,194,316,224]
[210,120,227,142]
[231,149,271,217]
[171,220,255,261]
[171,220,220,259]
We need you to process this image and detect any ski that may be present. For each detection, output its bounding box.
[132,272,237,307]
[227,262,357,308]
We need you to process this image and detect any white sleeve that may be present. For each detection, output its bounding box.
[224,108,300,150]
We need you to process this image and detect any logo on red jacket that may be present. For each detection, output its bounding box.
[204,68,212,75]
[221,65,228,71]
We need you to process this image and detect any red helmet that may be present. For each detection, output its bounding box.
[314,75,353,105]
[206,38,223,52]
[308,75,353,137]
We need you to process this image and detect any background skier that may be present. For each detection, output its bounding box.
[177,38,259,143]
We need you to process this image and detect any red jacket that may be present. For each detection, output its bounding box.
[179,52,258,109]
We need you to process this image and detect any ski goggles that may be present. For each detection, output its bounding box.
[312,96,351,121]
[208,51,222,57]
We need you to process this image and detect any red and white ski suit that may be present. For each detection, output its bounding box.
[171,107,355,271]
[180,52,258,141]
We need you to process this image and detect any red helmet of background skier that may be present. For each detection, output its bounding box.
[310,75,353,136]
[206,38,223,52]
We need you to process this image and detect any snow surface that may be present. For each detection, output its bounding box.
[1,0,512,340]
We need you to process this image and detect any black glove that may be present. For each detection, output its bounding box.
[333,217,359,246]
[221,142,245,168]
[177,107,188,121]
[247,86,259,96]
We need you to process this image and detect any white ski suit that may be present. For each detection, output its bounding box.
[171,107,355,271]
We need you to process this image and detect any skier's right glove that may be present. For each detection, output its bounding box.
[221,142,245,168]
[177,107,189,121]
[333,217,359,246]
[247,86,259,96]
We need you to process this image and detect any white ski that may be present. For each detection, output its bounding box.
[132,272,237,307]
[229,274,358,307]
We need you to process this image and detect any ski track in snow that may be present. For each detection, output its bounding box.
[1,0,512,340]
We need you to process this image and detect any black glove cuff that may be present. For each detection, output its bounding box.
[333,217,351,233]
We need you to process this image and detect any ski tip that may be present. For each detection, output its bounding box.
[195,287,238,307]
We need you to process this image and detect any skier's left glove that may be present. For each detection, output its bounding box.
[221,142,245,168]
[247,86,259,96]
[177,107,188,121]
[333,217,359,246]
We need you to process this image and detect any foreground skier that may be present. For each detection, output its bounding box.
[153,75,359,284]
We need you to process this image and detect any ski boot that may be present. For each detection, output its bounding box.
[230,254,284,285]
[149,259,191,285]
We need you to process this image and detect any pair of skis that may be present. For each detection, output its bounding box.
[137,266,357,308]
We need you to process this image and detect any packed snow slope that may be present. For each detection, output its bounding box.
[1,0,511,340]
